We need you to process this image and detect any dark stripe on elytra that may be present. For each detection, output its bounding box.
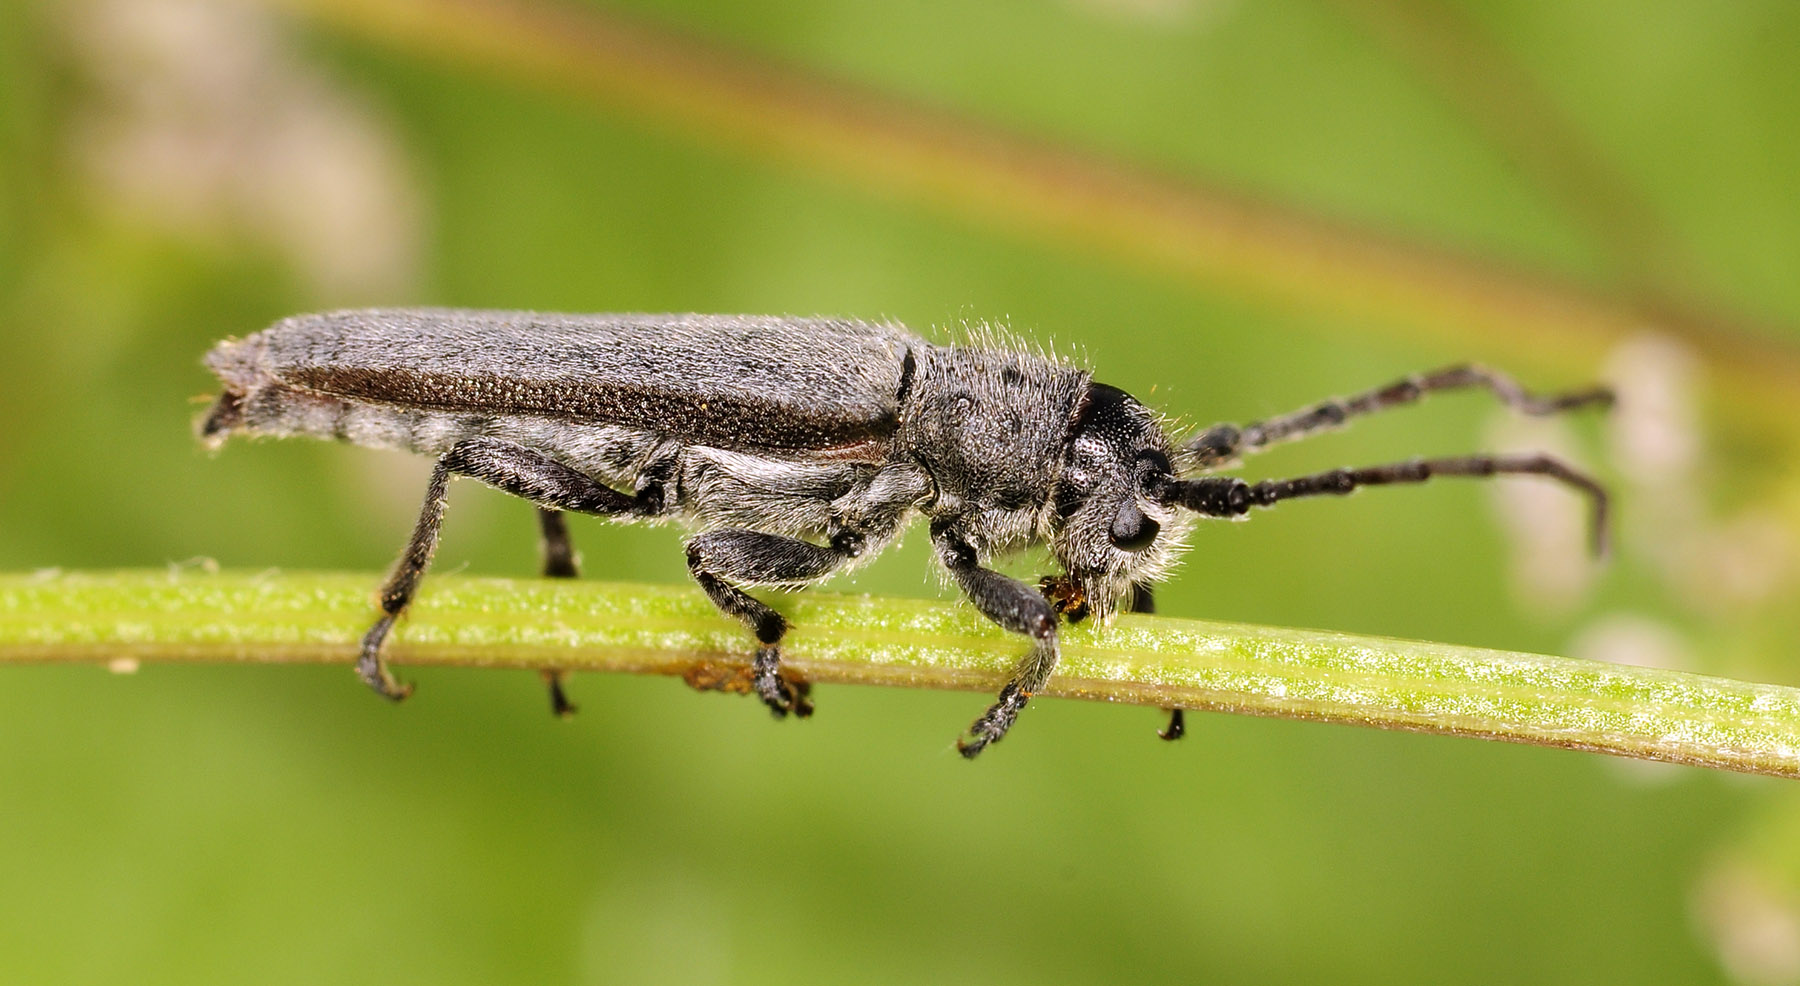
[285,366,900,454]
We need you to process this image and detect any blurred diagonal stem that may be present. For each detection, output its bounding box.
[268,0,1800,439]
[1319,0,1690,294]
[7,570,1800,778]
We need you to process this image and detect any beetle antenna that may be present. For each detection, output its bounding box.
[1157,453,1611,557]
[1182,366,1615,469]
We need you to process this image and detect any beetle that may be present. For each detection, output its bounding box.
[200,309,1613,756]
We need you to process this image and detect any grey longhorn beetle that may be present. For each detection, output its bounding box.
[200,309,1613,756]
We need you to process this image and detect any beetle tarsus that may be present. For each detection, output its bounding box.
[957,684,1029,759]
[750,649,815,719]
[789,678,814,718]
[753,647,795,718]
[357,613,414,701]
[1159,708,1185,741]
[541,669,578,718]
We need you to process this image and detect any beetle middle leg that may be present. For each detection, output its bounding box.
[684,530,868,718]
[537,507,579,718]
[360,437,656,702]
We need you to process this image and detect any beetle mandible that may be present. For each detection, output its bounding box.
[200,310,1613,756]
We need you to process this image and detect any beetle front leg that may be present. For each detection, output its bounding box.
[684,529,864,719]
[932,523,1060,759]
[1120,582,1183,740]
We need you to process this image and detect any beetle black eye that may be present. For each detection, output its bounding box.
[1109,502,1159,551]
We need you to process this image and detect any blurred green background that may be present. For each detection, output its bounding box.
[4,0,1800,982]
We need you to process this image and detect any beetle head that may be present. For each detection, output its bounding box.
[1049,383,1191,620]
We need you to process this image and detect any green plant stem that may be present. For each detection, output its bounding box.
[4,570,1799,776]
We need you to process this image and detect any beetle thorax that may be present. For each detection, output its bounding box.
[893,343,1089,545]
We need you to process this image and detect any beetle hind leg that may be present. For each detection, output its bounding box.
[358,437,653,705]
[356,460,453,701]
